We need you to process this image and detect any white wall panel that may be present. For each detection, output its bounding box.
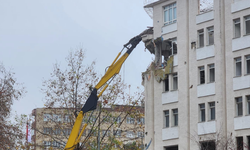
[234,116,250,130]
[196,45,215,60]
[233,75,250,90]
[162,90,178,104]
[231,0,250,13]
[197,83,215,97]
[162,127,179,140]
[196,11,214,24]
[232,35,250,51]
[198,121,216,135]
[161,23,177,35]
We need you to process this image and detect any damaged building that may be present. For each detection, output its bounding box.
[142,0,250,150]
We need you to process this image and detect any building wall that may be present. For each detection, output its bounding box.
[143,0,250,149]
[31,106,145,150]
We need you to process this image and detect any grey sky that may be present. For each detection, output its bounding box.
[0,0,153,118]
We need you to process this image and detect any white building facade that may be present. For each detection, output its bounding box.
[142,0,250,150]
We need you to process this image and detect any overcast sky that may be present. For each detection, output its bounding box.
[0,0,153,118]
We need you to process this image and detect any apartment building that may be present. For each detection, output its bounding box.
[30,105,144,150]
[142,0,250,149]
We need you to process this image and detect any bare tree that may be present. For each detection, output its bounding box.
[190,128,250,150]
[33,49,145,150]
[0,63,26,149]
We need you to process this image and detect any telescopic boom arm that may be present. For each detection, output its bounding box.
[64,28,152,150]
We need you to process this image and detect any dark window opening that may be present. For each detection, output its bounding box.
[200,141,216,150]
[247,136,250,150]
[199,66,205,84]
[236,137,243,150]
[165,145,178,150]
[164,75,169,91]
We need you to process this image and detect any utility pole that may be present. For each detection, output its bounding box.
[97,104,101,150]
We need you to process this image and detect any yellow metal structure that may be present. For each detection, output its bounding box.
[64,35,142,150]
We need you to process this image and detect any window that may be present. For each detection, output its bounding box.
[164,75,169,92]
[234,18,241,38]
[113,129,121,137]
[208,64,215,82]
[64,114,71,123]
[171,38,177,55]
[63,128,71,136]
[207,27,214,45]
[53,128,61,135]
[173,73,178,90]
[236,97,243,116]
[247,95,250,115]
[164,3,177,25]
[102,116,110,122]
[199,0,214,14]
[126,131,135,138]
[246,55,250,74]
[164,145,178,150]
[235,57,242,76]
[43,127,52,134]
[199,104,206,122]
[172,109,178,126]
[126,117,134,124]
[247,136,250,150]
[43,114,51,122]
[90,116,97,123]
[137,131,144,138]
[164,110,169,127]
[209,102,215,120]
[113,116,121,123]
[101,130,111,137]
[245,15,250,35]
[53,114,61,122]
[199,66,205,84]
[52,141,60,147]
[43,141,51,147]
[200,141,216,150]
[198,29,204,48]
[137,117,145,124]
[236,136,243,150]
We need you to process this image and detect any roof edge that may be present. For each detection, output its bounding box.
[144,0,168,8]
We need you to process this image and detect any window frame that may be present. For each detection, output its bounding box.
[207,26,214,45]
[199,66,205,84]
[235,57,242,77]
[199,103,206,122]
[244,15,250,35]
[164,75,169,92]
[52,114,61,122]
[43,127,52,134]
[163,2,177,26]
[246,55,250,75]
[113,129,121,137]
[198,29,205,48]
[172,109,178,126]
[53,128,61,135]
[235,97,243,116]
[236,136,243,150]
[164,110,170,128]
[172,73,178,90]
[247,95,250,115]
[126,116,134,124]
[234,18,241,38]
[171,38,177,55]
[43,113,51,122]
[209,102,216,121]
[208,64,215,83]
